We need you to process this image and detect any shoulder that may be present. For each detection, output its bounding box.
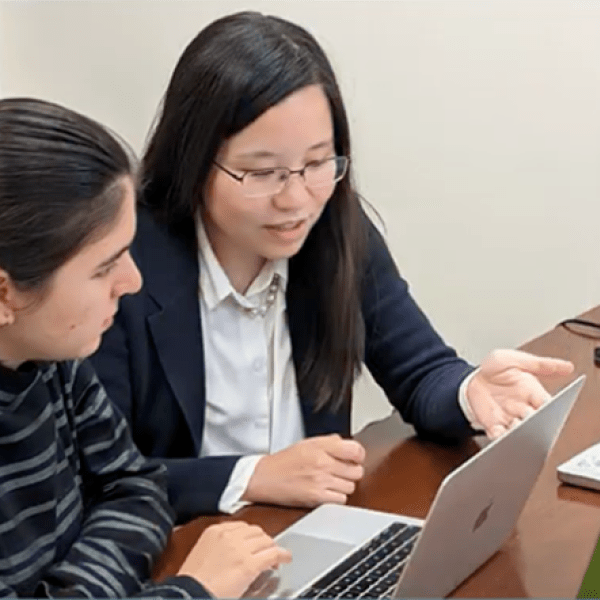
[134,205,196,251]
[132,204,173,261]
[360,212,403,282]
[132,204,198,280]
[358,214,413,325]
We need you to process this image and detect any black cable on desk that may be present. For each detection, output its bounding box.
[558,318,600,366]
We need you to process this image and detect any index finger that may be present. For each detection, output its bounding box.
[483,349,573,377]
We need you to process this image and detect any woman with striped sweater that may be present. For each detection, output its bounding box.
[0,98,290,598]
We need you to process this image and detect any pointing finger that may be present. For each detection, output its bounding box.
[481,349,573,377]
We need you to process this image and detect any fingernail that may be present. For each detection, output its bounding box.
[490,425,506,439]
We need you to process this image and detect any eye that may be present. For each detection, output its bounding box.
[94,262,117,279]
[306,158,331,170]
[247,169,278,181]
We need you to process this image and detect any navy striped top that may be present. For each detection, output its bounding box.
[0,358,208,598]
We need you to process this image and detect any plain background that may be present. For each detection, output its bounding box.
[1,0,599,432]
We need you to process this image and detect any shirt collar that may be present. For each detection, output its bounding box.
[197,217,288,311]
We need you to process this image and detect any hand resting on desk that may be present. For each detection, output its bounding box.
[466,349,574,439]
[243,434,365,507]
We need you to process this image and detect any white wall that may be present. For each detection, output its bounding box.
[0,2,4,96]
[2,0,600,432]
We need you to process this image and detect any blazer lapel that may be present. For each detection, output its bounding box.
[137,210,206,452]
[147,288,206,451]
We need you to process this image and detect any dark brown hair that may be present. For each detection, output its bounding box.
[142,11,368,412]
[0,98,134,292]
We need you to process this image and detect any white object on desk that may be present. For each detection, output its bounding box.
[557,442,600,491]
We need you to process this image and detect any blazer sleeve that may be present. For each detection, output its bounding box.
[361,222,477,440]
[91,294,240,523]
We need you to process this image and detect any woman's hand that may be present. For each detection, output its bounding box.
[243,434,365,507]
[178,521,292,598]
[466,349,574,439]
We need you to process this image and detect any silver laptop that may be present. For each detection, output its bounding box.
[246,375,585,599]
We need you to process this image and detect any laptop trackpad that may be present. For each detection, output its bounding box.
[243,533,353,598]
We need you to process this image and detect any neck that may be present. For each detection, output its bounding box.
[203,222,267,295]
[0,345,24,371]
[227,260,267,295]
[0,359,23,370]
[0,329,27,370]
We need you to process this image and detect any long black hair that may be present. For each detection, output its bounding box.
[142,11,368,412]
[0,98,134,292]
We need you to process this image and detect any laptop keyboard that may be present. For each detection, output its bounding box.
[299,521,421,599]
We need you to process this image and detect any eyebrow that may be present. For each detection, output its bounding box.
[232,140,335,160]
[94,245,130,272]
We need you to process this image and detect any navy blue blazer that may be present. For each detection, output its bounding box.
[90,205,475,524]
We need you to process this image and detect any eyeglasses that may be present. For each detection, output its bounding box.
[213,156,349,198]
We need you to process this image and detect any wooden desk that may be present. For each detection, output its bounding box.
[153,306,600,597]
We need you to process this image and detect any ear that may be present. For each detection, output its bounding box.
[0,270,17,326]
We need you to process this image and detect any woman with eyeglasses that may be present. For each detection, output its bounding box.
[91,11,573,525]
[0,97,289,599]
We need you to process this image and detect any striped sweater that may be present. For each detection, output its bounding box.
[0,358,209,598]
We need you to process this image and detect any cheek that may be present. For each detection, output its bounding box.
[317,194,330,213]
[208,188,264,232]
[58,293,102,334]
[30,305,81,340]
[65,307,93,332]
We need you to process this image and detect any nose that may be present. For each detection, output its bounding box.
[112,252,143,299]
[272,172,312,212]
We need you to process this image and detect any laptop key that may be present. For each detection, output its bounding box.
[346,562,372,578]
[362,581,393,598]
[344,578,376,595]
[378,550,407,573]
[299,584,330,599]
[339,587,367,598]
[380,571,400,587]
[388,525,420,549]
[323,582,349,596]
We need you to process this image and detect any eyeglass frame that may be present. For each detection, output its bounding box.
[212,155,350,198]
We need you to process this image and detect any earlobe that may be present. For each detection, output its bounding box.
[0,270,16,327]
[0,311,14,328]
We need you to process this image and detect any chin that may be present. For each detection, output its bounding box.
[264,249,301,263]
[266,239,307,260]
[77,337,103,359]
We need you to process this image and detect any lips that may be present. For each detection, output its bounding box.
[265,218,306,231]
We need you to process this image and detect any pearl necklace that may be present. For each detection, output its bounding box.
[243,273,281,318]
